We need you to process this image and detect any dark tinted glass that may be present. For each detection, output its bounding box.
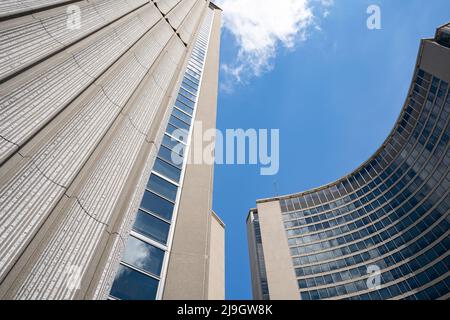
[110,265,158,300]
[133,210,170,244]
[169,115,190,131]
[153,158,181,183]
[162,134,185,155]
[174,99,194,115]
[147,174,178,201]
[177,94,195,108]
[157,145,183,168]
[172,108,192,125]
[140,190,174,220]
[166,123,188,141]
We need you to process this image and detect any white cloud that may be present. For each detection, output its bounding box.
[217,0,333,90]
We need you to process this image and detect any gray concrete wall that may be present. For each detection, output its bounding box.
[255,201,299,300]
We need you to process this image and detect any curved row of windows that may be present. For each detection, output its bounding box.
[295,215,449,289]
[282,80,448,231]
[279,66,450,299]
[288,161,449,263]
[292,194,449,270]
[284,76,449,252]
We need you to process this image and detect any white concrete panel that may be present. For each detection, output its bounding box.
[177,0,205,43]
[154,0,181,15]
[166,0,197,30]
[99,54,148,106]
[0,53,93,156]
[0,161,67,282]
[0,4,166,164]
[0,0,69,19]
[132,20,171,69]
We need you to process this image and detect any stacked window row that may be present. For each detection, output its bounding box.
[109,10,213,300]
[299,255,449,300]
[285,76,449,247]
[284,75,447,237]
[283,69,450,299]
[436,25,450,48]
[296,208,449,297]
[279,71,446,217]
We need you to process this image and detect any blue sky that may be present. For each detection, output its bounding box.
[211,0,450,299]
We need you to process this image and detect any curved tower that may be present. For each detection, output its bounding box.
[247,23,450,300]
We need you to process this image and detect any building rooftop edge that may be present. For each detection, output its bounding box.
[211,210,225,227]
[209,1,223,11]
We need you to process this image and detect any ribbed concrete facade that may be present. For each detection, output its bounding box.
[0,0,223,300]
[247,24,450,300]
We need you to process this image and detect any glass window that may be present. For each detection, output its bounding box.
[162,134,185,154]
[147,174,178,201]
[172,108,192,125]
[300,291,310,300]
[122,236,165,276]
[166,123,188,141]
[177,94,195,108]
[157,146,183,168]
[110,265,158,300]
[179,87,196,101]
[186,68,200,80]
[140,191,174,221]
[174,100,193,115]
[133,210,170,244]
[169,115,190,131]
[183,73,199,86]
[182,79,198,92]
[153,158,181,182]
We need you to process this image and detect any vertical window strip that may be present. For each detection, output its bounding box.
[109,8,215,301]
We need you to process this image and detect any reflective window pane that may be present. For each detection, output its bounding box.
[157,146,183,168]
[172,108,192,125]
[140,190,174,220]
[182,80,198,93]
[184,73,199,85]
[179,87,196,101]
[122,236,164,276]
[110,265,158,300]
[183,76,199,88]
[147,174,178,201]
[133,210,170,244]
[162,134,185,155]
[153,158,181,183]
